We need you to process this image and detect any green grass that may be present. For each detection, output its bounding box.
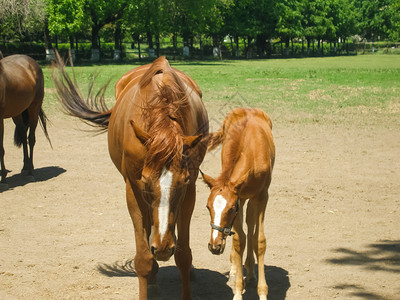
[42,55,400,126]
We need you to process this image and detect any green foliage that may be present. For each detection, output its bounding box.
[2,0,400,58]
[47,0,86,36]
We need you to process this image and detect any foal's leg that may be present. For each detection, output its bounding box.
[174,182,196,300]
[244,201,257,285]
[252,191,269,300]
[125,180,157,300]
[229,199,246,299]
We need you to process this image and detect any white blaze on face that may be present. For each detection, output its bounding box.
[159,168,173,241]
[212,195,227,241]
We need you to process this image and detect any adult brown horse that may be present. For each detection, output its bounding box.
[0,54,51,186]
[201,108,275,300]
[53,56,209,299]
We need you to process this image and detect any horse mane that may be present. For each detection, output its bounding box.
[139,57,189,168]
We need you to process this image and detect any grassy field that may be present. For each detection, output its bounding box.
[43,55,400,126]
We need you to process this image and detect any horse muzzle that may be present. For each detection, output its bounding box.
[150,244,175,261]
[208,240,226,255]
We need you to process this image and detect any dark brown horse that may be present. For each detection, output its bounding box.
[201,108,275,300]
[0,54,51,186]
[53,56,209,299]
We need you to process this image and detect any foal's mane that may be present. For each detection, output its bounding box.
[139,57,189,168]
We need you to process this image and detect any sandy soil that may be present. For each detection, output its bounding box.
[0,102,399,300]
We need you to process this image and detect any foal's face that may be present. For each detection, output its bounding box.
[206,185,239,255]
[141,163,189,261]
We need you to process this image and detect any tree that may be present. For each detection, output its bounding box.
[353,0,392,41]
[0,0,47,41]
[275,0,303,55]
[388,0,400,41]
[47,0,86,49]
[84,0,127,54]
[301,0,333,54]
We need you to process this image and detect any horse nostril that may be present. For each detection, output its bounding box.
[170,246,175,256]
[208,243,221,254]
[150,246,156,255]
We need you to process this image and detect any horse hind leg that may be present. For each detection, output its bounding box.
[0,119,9,185]
[244,201,257,286]
[12,113,33,180]
[27,106,40,177]
[252,191,269,300]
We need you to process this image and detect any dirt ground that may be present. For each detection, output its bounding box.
[0,101,399,300]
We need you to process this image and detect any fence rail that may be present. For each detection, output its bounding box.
[1,40,399,62]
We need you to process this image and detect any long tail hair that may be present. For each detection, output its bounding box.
[14,108,52,147]
[52,51,111,132]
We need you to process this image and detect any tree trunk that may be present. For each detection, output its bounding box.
[147,31,153,49]
[91,25,100,50]
[155,34,160,57]
[235,35,240,57]
[69,36,74,49]
[43,20,52,50]
[138,39,141,61]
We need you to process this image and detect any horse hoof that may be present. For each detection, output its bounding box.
[21,170,35,182]
[245,275,257,287]
[147,284,161,299]
[25,175,35,182]
[0,182,9,190]
[190,265,196,281]
[21,169,30,175]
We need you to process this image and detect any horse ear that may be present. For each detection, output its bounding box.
[200,170,216,189]
[129,120,150,146]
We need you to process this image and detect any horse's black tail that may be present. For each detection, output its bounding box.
[14,109,52,148]
[52,50,111,132]
[13,110,29,147]
[39,108,52,148]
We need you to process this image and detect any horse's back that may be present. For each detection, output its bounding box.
[115,57,201,101]
[0,55,44,118]
[223,108,275,197]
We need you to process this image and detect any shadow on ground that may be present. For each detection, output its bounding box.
[326,240,400,299]
[326,240,400,273]
[0,166,66,192]
[97,260,290,299]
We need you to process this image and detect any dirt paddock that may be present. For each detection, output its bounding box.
[0,102,399,299]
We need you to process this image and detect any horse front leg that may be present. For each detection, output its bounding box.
[174,183,196,300]
[125,180,158,300]
[230,199,246,300]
